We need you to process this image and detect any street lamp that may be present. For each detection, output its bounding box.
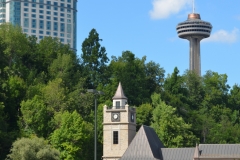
[87,89,104,160]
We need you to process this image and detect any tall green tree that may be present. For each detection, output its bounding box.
[102,51,165,106]
[151,93,198,147]
[162,67,189,116]
[81,29,109,88]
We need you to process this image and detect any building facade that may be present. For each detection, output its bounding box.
[0,0,77,50]
[103,82,136,160]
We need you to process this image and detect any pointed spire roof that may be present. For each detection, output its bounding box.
[193,144,199,158]
[120,125,164,160]
[112,82,127,100]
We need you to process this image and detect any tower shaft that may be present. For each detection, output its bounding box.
[189,37,201,75]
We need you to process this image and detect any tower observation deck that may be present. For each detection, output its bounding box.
[176,13,212,75]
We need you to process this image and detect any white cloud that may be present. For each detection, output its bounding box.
[149,0,191,19]
[203,28,239,43]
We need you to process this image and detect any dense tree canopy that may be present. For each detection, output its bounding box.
[7,137,60,160]
[0,24,239,159]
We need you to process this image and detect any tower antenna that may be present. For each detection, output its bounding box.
[192,0,195,13]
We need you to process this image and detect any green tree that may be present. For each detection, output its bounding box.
[136,103,153,130]
[151,93,198,147]
[50,111,93,160]
[49,53,81,89]
[7,137,60,160]
[183,70,204,110]
[201,70,229,108]
[228,84,240,111]
[81,28,109,88]
[162,67,189,117]
[21,78,66,137]
[104,51,164,106]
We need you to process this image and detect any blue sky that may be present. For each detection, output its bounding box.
[77,0,240,88]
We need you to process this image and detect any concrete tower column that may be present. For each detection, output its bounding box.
[189,37,202,75]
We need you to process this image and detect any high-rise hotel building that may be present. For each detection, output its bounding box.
[0,0,77,50]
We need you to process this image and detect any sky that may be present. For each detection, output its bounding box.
[77,0,240,88]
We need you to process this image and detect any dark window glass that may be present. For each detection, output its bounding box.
[113,131,118,144]
[116,101,120,107]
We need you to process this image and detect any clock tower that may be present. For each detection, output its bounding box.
[102,82,136,160]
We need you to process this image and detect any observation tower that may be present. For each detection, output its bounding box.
[176,2,212,75]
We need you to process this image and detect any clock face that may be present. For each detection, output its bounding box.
[113,114,118,119]
[112,112,120,122]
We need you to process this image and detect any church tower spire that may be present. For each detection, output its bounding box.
[112,82,128,109]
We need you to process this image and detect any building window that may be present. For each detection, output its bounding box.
[54,12,58,16]
[47,6,51,9]
[39,5,44,8]
[32,3,36,7]
[54,22,58,31]
[60,23,64,32]
[67,0,71,2]
[32,19,36,28]
[32,14,36,18]
[60,18,64,22]
[39,10,43,13]
[116,101,120,107]
[24,8,28,11]
[54,2,58,6]
[54,17,58,21]
[46,21,51,30]
[31,29,36,33]
[60,8,64,12]
[67,24,71,33]
[46,16,51,19]
[39,20,44,29]
[32,9,36,12]
[46,31,51,35]
[24,3,28,6]
[113,131,118,144]
[54,7,58,11]
[47,11,51,14]
[47,1,51,4]
[24,13,28,17]
[60,13,64,17]
[53,32,57,36]
[23,29,28,32]
[60,33,64,37]
[39,30,43,34]
[39,15,44,19]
